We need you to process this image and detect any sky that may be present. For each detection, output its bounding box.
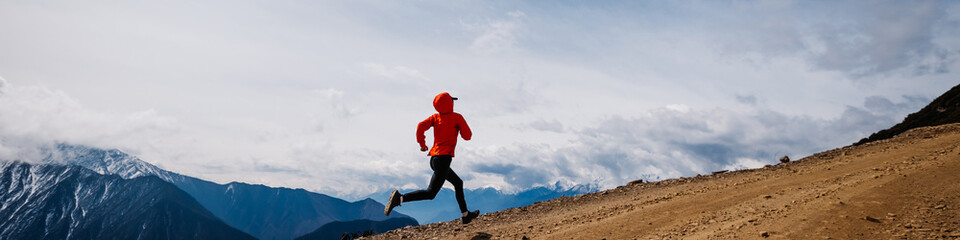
[0,0,958,199]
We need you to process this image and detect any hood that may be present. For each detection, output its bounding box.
[433,92,454,113]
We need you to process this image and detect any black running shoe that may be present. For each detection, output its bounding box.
[384,190,401,216]
[461,210,480,224]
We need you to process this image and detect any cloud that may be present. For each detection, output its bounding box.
[527,119,564,133]
[863,95,930,115]
[723,157,767,171]
[0,77,180,163]
[0,1,956,199]
[464,10,526,55]
[717,0,958,78]
[310,88,357,119]
[360,63,430,82]
[735,94,758,106]
[458,95,929,191]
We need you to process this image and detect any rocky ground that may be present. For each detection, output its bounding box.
[364,123,960,240]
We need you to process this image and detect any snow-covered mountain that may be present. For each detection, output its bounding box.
[368,182,599,224]
[0,161,255,240]
[42,144,179,181]
[40,144,415,240]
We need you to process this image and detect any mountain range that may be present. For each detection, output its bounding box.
[0,142,599,239]
[0,161,255,240]
[368,182,598,224]
[38,144,416,240]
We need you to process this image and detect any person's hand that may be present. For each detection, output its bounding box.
[420,147,428,152]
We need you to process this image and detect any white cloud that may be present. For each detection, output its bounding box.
[723,157,767,171]
[0,1,957,199]
[712,0,958,78]
[310,88,357,119]
[458,95,928,191]
[0,77,180,162]
[360,63,430,82]
[464,10,526,55]
[527,119,564,133]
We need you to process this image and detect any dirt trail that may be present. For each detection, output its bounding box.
[366,123,960,240]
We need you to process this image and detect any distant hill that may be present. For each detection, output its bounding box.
[44,144,414,240]
[367,183,598,224]
[0,161,254,240]
[293,217,419,240]
[855,83,960,145]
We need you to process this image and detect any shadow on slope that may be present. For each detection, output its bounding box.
[293,217,419,240]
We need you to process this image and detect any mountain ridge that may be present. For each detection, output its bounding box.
[367,182,598,224]
[0,161,255,240]
[41,144,415,240]
[855,83,960,145]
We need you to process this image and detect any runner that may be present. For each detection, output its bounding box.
[384,92,480,224]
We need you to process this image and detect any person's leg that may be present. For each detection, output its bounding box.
[402,156,451,202]
[445,168,468,213]
[450,166,479,224]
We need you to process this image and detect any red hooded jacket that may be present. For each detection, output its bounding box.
[417,92,472,157]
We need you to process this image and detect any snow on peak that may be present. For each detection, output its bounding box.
[41,144,180,182]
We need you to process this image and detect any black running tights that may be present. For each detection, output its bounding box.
[401,155,468,213]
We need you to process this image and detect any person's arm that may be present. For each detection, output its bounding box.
[416,115,434,151]
[458,115,472,141]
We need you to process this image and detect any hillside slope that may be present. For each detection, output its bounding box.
[856,83,960,145]
[365,123,960,239]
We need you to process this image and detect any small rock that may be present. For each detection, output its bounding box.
[780,156,790,163]
[862,216,881,223]
[887,213,897,217]
[763,195,772,199]
[934,204,946,209]
[761,231,771,238]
